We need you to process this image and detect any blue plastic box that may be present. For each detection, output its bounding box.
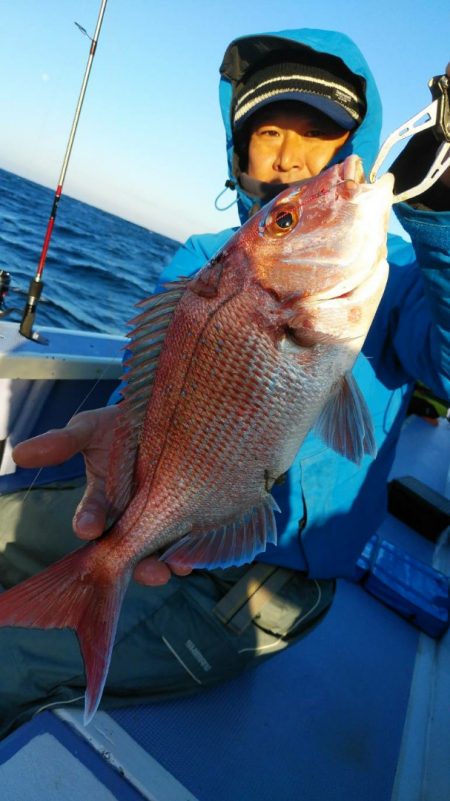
[356,536,450,638]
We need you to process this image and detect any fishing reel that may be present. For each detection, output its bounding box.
[0,270,14,319]
[0,269,23,320]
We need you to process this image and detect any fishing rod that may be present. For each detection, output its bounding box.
[19,0,108,344]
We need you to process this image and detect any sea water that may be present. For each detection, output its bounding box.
[0,168,180,335]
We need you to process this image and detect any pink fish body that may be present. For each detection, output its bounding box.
[0,156,393,722]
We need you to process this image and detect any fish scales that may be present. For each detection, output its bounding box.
[141,289,309,519]
[112,284,300,548]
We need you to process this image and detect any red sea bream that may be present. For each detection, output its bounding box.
[0,155,393,722]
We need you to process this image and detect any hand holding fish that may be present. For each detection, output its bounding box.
[12,406,192,586]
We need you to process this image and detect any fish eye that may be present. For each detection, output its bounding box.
[263,204,299,237]
[275,210,294,229]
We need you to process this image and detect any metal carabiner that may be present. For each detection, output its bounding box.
[369,73,450,203]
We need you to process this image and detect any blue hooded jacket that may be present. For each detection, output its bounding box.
[157,29,450,579]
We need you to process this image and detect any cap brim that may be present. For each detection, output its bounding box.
[235,90,358,131]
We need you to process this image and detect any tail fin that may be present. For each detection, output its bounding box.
[0,542,131,724]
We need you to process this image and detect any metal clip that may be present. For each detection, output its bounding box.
[369,73,450,203]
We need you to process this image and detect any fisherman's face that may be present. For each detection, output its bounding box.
[246,101,351,184]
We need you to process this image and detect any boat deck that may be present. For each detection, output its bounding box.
[0,323,448,800]
[0,569,425,801]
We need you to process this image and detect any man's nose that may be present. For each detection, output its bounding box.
[274,132,306,171]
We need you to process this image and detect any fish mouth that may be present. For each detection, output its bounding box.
[302,164,393,305]
[339,154,365,186]
[330,260,386,302]
[286,154,366,204]
[334,258,388,303]
[303,253,388,309]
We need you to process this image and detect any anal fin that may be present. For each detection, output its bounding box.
[160,496,279,570]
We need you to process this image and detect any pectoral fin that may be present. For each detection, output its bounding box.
[314,372,376,464]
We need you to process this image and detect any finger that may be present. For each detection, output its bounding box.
[170,564,193,576]
[73,482,108,540]
[12,411,97,468]
[133,557,174,586]
[73,506,106,540]
[12,428,83,468]
[12,407,117,469]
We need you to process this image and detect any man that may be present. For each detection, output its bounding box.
[1,28,449,734]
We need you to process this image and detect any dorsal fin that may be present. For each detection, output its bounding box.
[105,280,190,520]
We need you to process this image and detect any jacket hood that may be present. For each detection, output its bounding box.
[219,29,383,223]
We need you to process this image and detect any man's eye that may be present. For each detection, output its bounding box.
[305,129,324,138]
[259,128,279,137]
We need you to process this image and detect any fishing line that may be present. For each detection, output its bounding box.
[19,359,120,506]
[274,176,378,210]
[32,694,85,720]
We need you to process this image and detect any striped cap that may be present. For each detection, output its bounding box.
[233,61,366,132]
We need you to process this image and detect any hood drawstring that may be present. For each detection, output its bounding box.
[214,179,238,211]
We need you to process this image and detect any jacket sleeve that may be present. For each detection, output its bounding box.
[388,204,450,399]
[155,229,237,289]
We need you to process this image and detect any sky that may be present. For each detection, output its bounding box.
[0,0,449,242]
